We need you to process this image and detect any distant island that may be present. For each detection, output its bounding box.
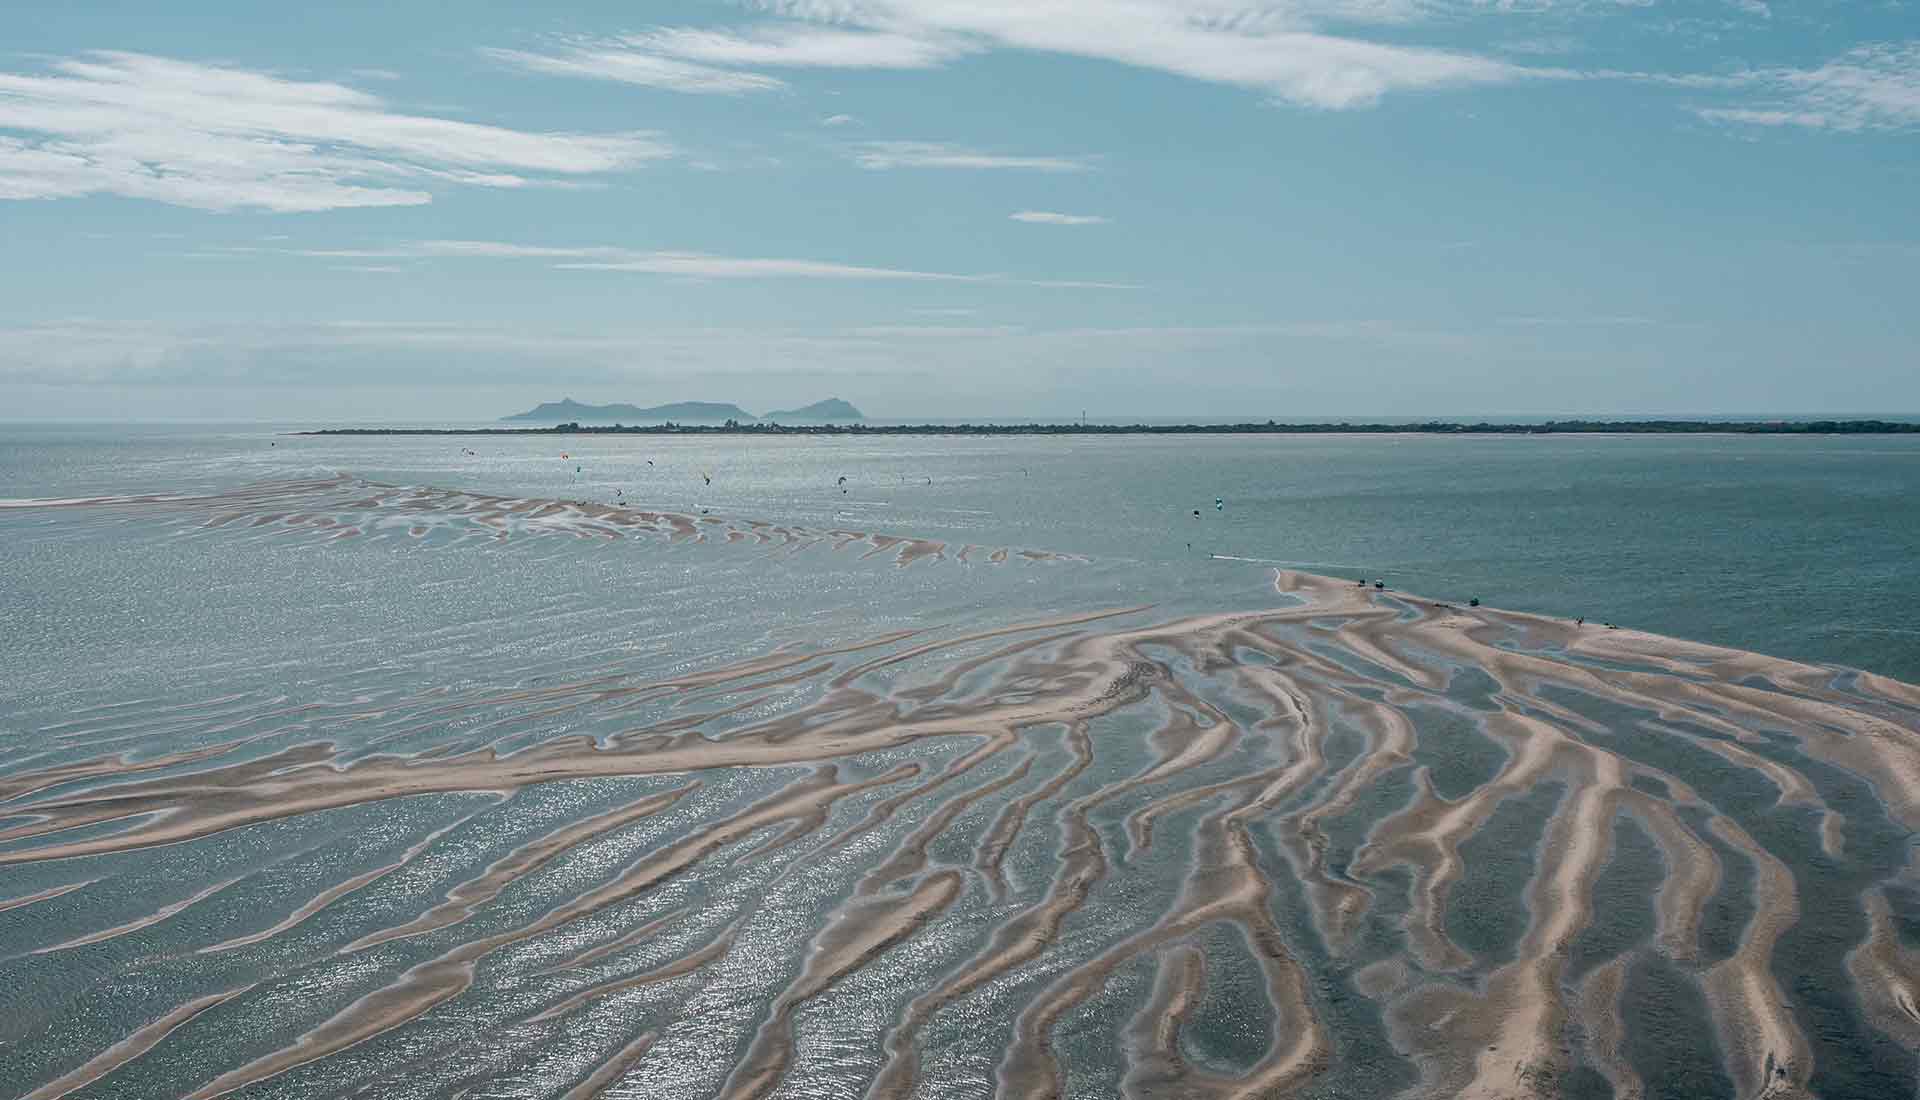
[763,398,864,421]
[306,419,1920,437]
[502,398,757,423]
[500,397,866,423]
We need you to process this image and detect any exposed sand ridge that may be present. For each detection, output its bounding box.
[5,483,1918,1099]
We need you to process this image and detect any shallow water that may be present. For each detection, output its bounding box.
[2,425,1918,1099]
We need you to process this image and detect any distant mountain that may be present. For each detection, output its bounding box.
[763,398,864,421]
[502,398,756,423]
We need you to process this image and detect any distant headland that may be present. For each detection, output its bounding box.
[763,398,863,421]
[500,397,864,423]
[303,418,1920,437]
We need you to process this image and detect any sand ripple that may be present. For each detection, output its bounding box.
[3,483,1918,1099]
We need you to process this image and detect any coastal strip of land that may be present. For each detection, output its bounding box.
[299,418,1920,435]
[299,418,1920,437]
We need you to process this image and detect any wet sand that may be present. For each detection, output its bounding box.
[3,478,1918,1098]
[4,472,1082,568]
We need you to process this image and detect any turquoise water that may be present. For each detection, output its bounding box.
[2,423,1918,1099]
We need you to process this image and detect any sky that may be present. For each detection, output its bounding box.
[1,0,1916,421]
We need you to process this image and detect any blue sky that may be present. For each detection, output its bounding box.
[2,0,1915,420]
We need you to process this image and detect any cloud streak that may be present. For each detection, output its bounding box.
[850,141,1095,171]
[1010,210,1109,225]
[1695,43,1920,132]
[631,25,971,69]
[0,316,1457,389]
[0,52,670,211]
[481,46,785,94]
[490,3,1531,110]
[486,24,971,93]
[557,253,989,280]
[483,5,1917,129]
[786,1,1522,108]
[216,238,1140,286]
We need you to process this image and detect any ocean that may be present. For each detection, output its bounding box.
[2,423,1918,1099]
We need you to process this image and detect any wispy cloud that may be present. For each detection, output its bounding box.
[0,52,671,212]
[421,240,979,279]
[849,324,1025,338]
[821,113,858,126]
[1497,315,1661,327]
[752,1,1527,109]
[255,239,967,277]
[224,238,1139,286]
[558,253,989,281]
[0,317,1449,389]
[1022,278,1142,290]
[851,141,1094,171]
[626,26,971,69]
[419,241,620,260]
[1010,210,1109,225]
[481,46,784,94]
[1696,43,1920,132]
[486,24,969,93]
[489,3,1530,110]
[1496,36,1581,58]
[492,4,1898,124]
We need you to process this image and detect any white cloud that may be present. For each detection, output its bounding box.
[1022,278,1142,289]
[490,2,1529,110]
[0,316,1452,390]
[821,113,859,126]
[630,25,972,69]
[1497,36,1579,57]
[416,239,974,279]
[481,46,787,94]
[486,24,970,93]
[1010,210,1109,224]
[851,141,1094,171]
[752,0,1526,109]
[223,238,1138,285]
[849,324,1026,337]
[1696,107,1815,127]
[557,253,990,280]
[1697,43,1920,132]
[421,241,624,260]
[1497,315,1660,327]
[0,52,670,212]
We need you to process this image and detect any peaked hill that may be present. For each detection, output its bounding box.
[764,398,864,421]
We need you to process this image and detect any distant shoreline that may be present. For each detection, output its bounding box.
[298,419,1920,437]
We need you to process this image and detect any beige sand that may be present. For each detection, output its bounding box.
[5,516,1915,1099]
